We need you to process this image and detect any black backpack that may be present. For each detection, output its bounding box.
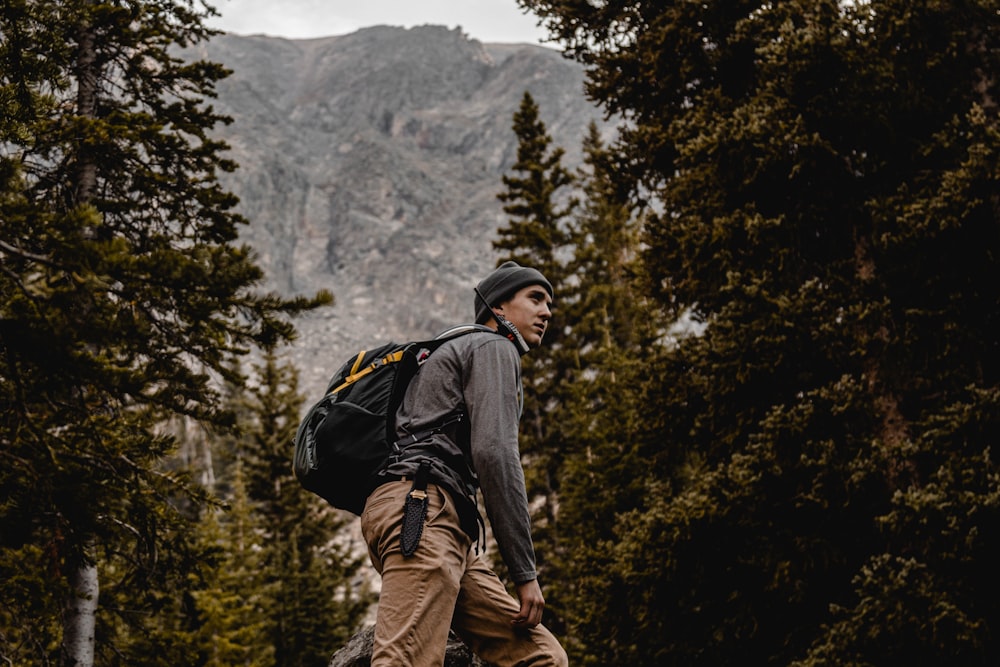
[293,324,492,514]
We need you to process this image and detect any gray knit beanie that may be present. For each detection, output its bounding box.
[474,261,553,324]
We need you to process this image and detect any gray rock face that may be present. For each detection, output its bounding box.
[189,25,603,396]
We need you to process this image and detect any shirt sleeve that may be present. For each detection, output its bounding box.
[463,337,537,583]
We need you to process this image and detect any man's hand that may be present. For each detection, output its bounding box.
[512,579,545,628]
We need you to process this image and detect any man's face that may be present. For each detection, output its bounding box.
[496,284,553,348]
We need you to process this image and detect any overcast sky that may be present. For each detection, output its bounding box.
[205,0,549,45]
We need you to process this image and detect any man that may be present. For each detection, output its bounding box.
[360,261,568,666]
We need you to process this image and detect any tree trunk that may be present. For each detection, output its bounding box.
[61,555,99,667]
[61,7,101,665]
[73,2,98,206]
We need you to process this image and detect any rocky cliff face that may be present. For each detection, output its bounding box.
[188,25,602,396]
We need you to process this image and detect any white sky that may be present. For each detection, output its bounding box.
[205,0,550,45]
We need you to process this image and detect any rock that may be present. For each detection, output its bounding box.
[329,625,494,667]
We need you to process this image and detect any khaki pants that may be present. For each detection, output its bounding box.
[361,480,568,667]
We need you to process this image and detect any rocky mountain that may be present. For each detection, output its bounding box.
[186,25,605,396]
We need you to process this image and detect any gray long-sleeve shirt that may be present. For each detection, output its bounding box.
[385,330,537,584]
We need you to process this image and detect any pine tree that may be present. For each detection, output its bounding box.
[522,0,1000,664]
[493,91,577,584]
[544,121,660,645]
[496,91,576,279]
[189,464,275,667]
[228,348,372,666]
[0,1,328,663]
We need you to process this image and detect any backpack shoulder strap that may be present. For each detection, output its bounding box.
[328,346,407,395]
[431,323,495,340]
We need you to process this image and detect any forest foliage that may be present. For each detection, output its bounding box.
[0,1,363,664]
[507,0,1000,665]
[2,0,999,666]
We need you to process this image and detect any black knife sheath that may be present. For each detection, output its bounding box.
[400,460,432,557]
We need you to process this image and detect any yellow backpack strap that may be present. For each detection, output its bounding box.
[330,349,406,394]
[349,350,367,375]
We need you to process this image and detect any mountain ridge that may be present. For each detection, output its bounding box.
[189,25,605,395]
